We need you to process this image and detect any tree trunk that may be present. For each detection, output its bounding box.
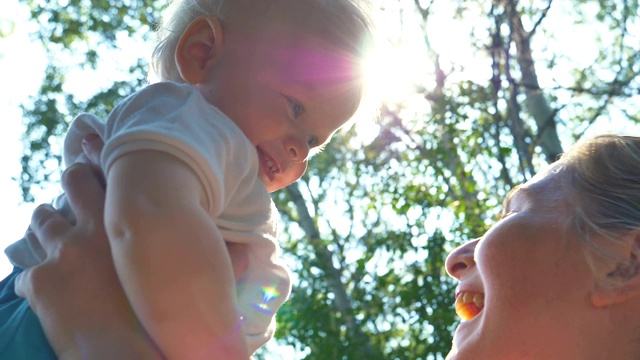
[504,0,564,163]
[285,183,383,359]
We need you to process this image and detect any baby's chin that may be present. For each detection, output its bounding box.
[257,173,274,191]
[263,179,282,192]
[263,173,301,192]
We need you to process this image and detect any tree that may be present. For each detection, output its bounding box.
[13,0,640,358]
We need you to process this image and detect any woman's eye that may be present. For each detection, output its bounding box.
[498,211,517,221]
[307,136,318,147]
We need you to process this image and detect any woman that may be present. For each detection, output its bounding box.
[18,134,640,358]
[446,135,640,359]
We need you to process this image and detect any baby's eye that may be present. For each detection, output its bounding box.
[287,97,305,117]
[308,140,327,156]
[307,136,318,147]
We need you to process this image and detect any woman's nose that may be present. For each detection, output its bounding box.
[445,239,479,279]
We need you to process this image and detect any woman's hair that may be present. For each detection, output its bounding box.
[150,0,374,84]
[555,135,640,287]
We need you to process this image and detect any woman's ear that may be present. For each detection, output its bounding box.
[591,231,640,307]
[175,17,224,84]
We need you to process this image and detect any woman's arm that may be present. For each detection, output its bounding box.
[15,162,164,360]
[105,150,249,359]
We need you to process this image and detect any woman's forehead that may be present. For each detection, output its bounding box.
[503,169,569,211]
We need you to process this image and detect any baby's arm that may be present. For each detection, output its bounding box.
[105,150,249,360]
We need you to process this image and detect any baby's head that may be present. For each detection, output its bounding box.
[150,0,374,192]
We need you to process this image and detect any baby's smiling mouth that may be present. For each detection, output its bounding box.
[264,156,279,174]
[257,148,280,181]
[455,291,484,321]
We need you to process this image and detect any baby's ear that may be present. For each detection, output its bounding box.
[175,17,224,84]
[590,231,640,307]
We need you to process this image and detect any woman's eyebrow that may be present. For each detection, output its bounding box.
[500,185,526,217]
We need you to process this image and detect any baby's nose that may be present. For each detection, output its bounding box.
[286,137,310,162]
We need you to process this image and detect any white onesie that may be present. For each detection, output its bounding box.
[5,81,292,354]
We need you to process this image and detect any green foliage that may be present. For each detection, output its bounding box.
[0,18,15,38]
[17,0,158,199]
[19,60,148,201]
[14,0,640,358]
[23,0,159,49]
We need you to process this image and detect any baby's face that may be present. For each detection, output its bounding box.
[195,5,364,192]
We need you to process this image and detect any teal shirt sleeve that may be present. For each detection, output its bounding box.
[0,267,56,359]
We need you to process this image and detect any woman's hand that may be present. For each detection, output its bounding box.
[80,132,107,185]
[13,133,248,359]
[14,135,163,359]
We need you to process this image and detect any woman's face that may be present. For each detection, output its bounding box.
[445,170,603,359]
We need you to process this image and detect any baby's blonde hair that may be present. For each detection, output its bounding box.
[151,0,374,84]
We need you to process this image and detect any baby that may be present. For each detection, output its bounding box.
[1,0,373,358]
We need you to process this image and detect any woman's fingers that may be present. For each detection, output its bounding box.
[14,262,46,301]
[60,163,106,230]
[81,133,106,188]
[16,166,108,302]
[81,133,104,166]
[29,203,70,255]
[14,265,33,300]
[26,163,106,263]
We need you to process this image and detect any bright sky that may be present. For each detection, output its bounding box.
[0,1,48,277]
[0,1,154,277]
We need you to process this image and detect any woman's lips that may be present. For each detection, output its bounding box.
[454,291,485,321]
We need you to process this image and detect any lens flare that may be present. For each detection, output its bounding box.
[253,286,280,314]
